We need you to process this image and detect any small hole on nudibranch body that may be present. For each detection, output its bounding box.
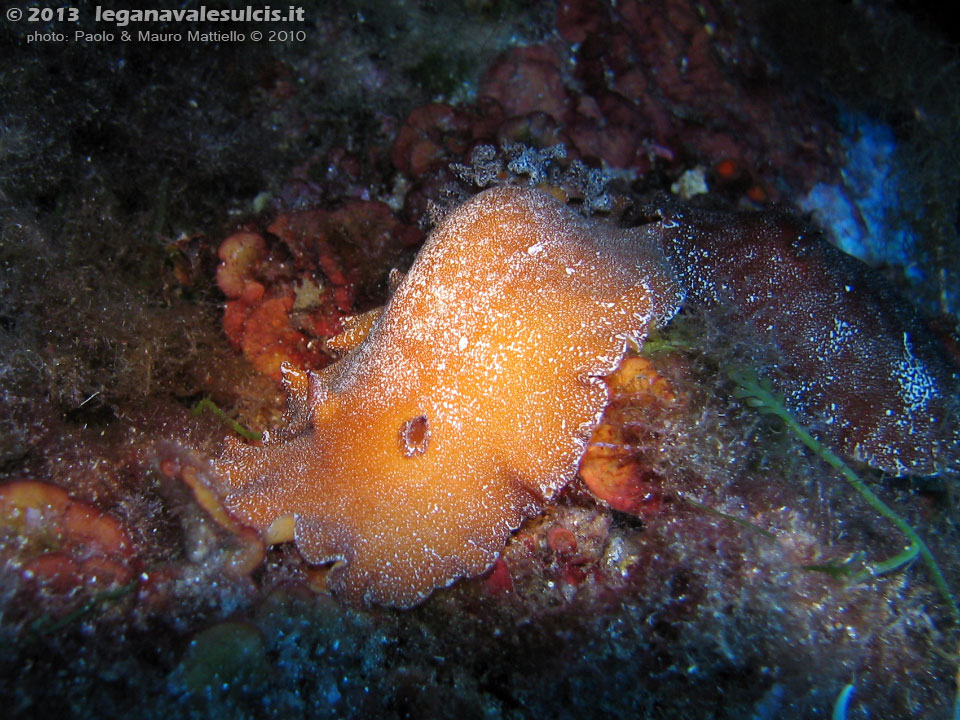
[399,415,430,457]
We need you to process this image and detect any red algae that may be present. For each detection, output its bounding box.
[216,201,417,381]
[578,354,681,515]
[480,46,572,122]
[0,480,138,612]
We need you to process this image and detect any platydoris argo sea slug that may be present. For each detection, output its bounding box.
[216,185,682,607]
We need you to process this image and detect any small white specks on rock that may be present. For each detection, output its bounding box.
[458,336,469,351]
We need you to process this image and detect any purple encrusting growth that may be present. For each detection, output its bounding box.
[650,204,960,476]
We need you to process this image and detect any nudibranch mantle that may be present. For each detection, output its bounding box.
[217,186,681,607]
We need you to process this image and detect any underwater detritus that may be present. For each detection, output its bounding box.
[730,368,958,620]
[215,185,682,607]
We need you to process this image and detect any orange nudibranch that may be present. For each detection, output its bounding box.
[216,186,681,607]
